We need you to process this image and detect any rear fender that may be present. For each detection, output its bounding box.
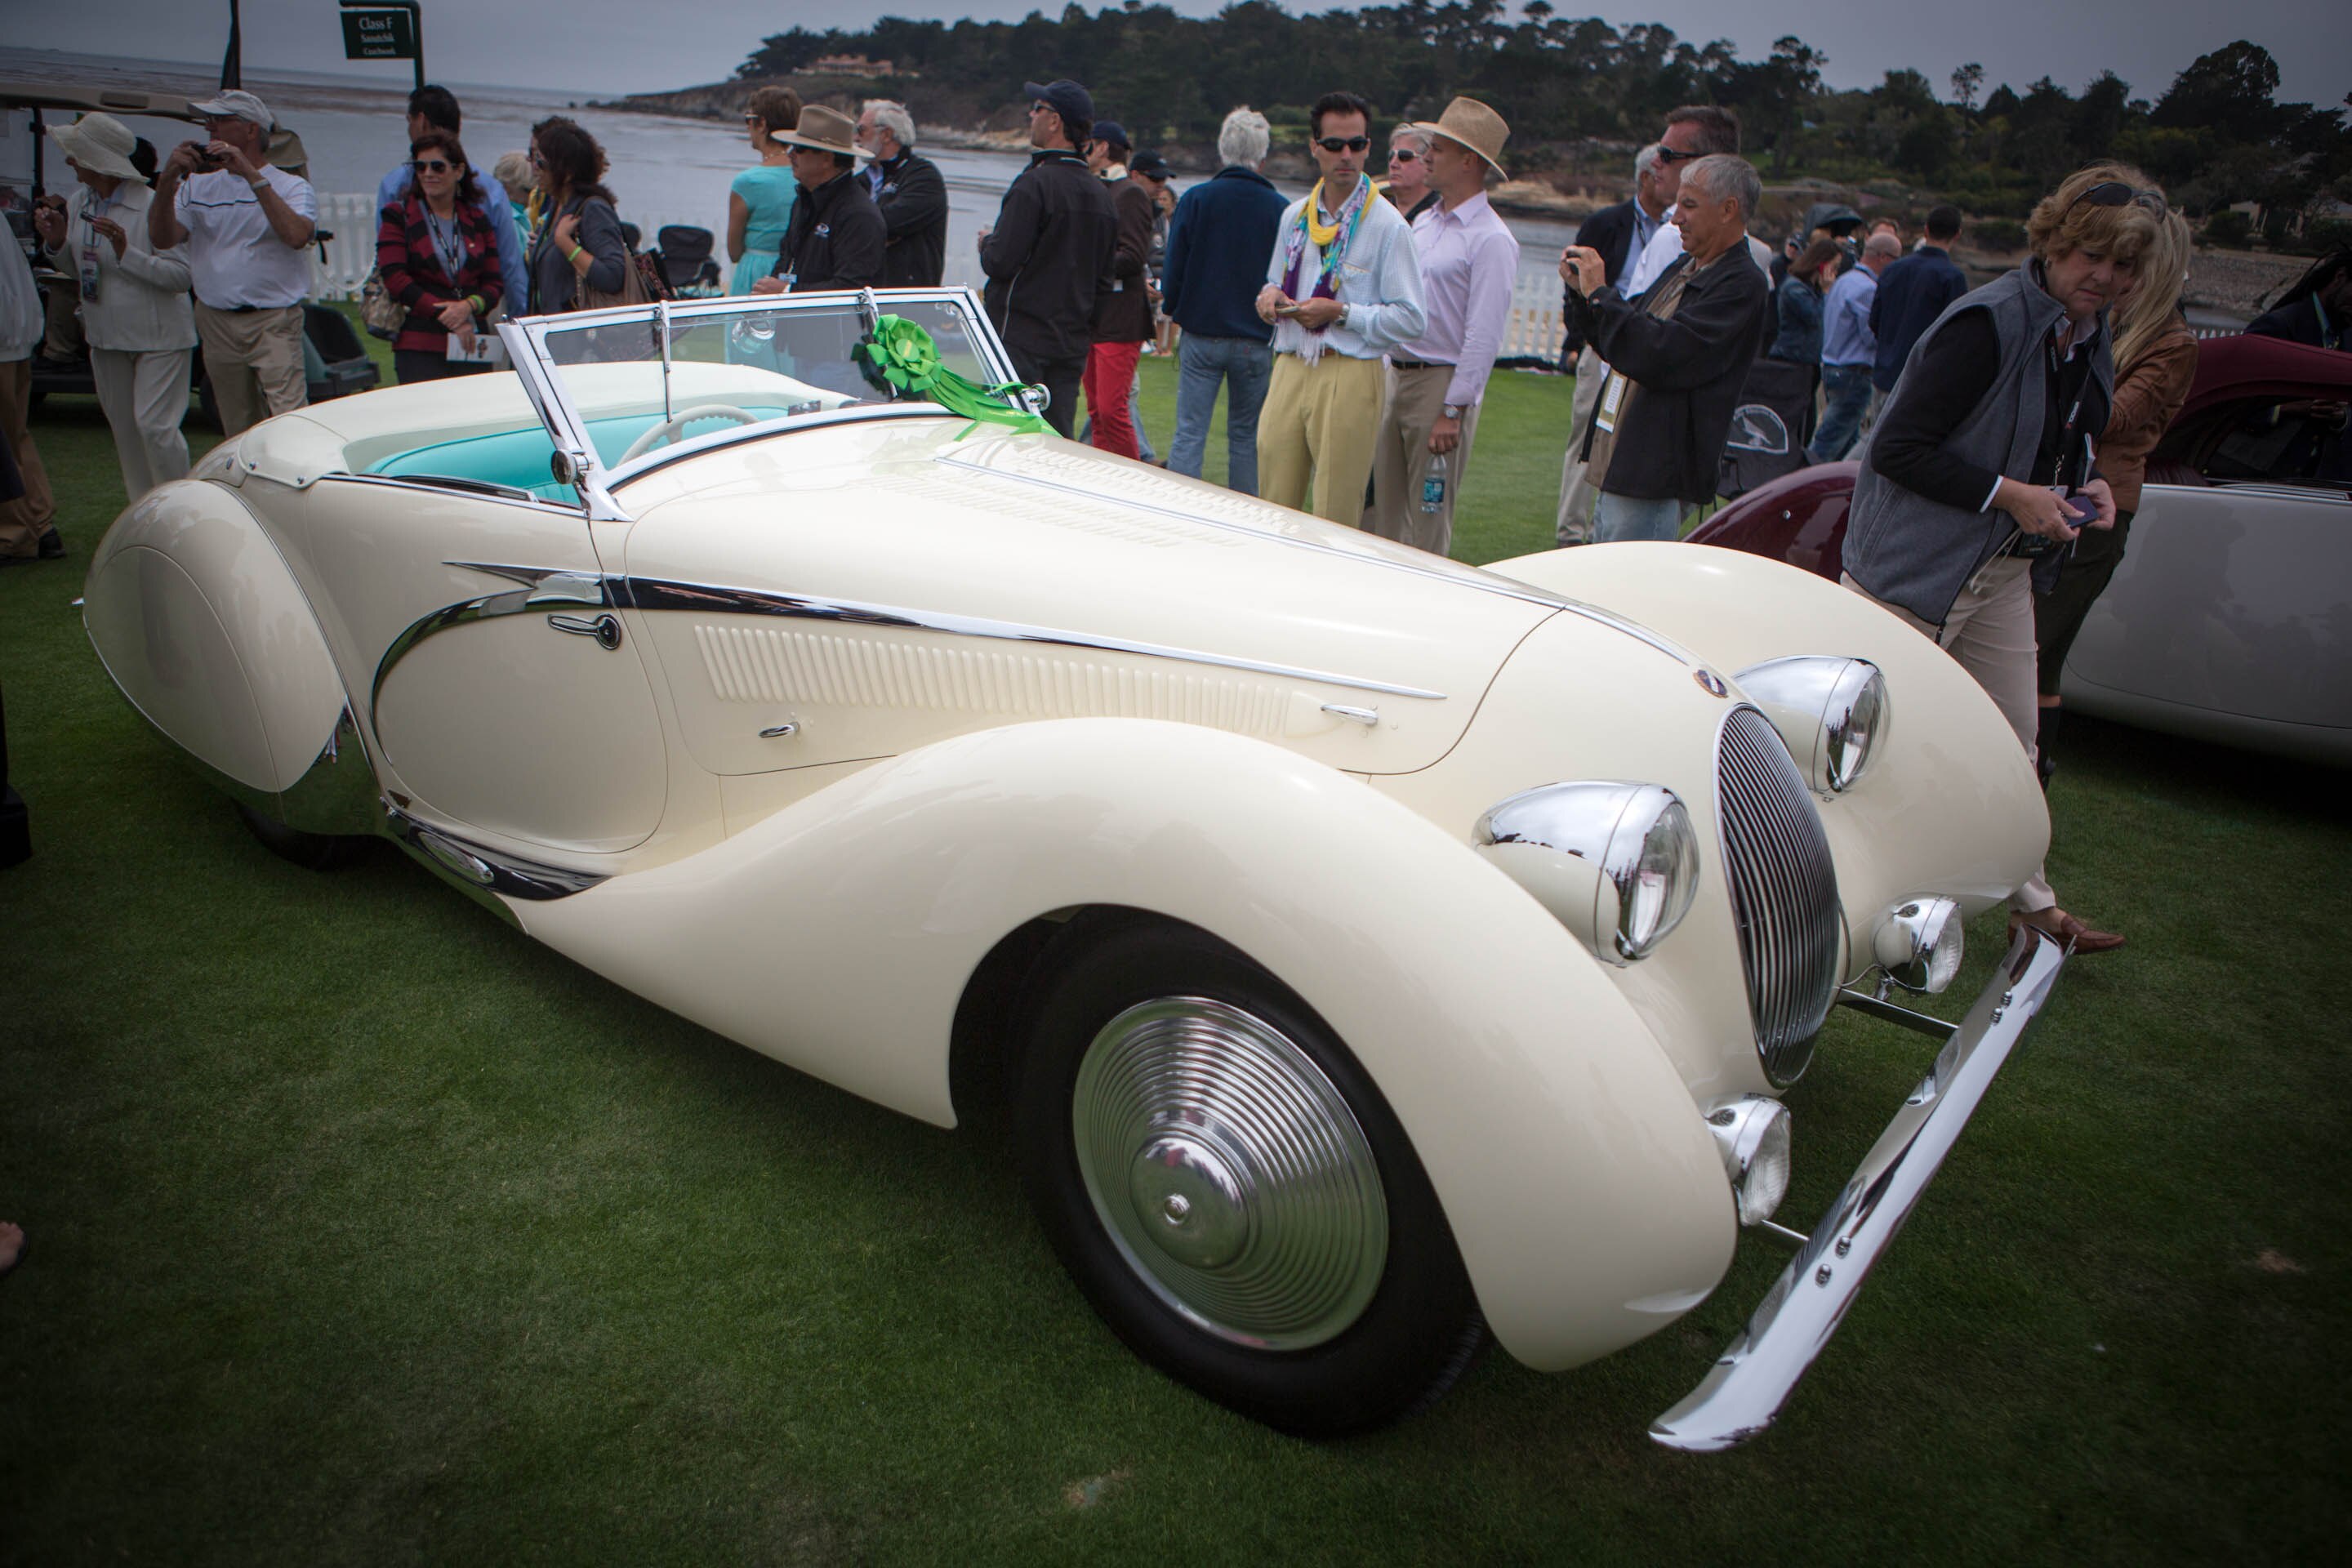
[516,717,1736,1371]
[82,479,372,832]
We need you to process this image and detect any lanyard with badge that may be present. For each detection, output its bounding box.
[76,188,112,305]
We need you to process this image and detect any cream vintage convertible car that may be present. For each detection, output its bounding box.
[80,288,2066,1448]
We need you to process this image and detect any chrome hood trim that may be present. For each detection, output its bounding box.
[617,576,1449,700]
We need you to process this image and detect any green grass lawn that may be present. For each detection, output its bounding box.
[3,325,2349,1561]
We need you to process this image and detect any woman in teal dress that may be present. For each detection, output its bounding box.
[728,86,802,294]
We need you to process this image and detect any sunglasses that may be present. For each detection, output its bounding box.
[412,158,453,174]
[2067,180,2167,216]
[1388,147,1421,162]
[1316,136,1371,154]
[1656,146,1703,164]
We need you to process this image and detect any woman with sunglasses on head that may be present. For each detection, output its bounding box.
[2031,198,2197,786]
[727,86,802,295]
[375,128,503,385]
[528,119,627,315]
[1842,163,2166,956]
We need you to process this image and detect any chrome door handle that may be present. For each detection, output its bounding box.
[547,613,622,650]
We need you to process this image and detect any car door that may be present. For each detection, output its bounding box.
[292,475,669,855]
[2065,392,2352,730]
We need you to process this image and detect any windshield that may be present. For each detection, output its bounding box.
[503,290,1022,496]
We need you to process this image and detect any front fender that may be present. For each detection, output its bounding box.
[1490,543,2048,935]
[516,718,1735,1371]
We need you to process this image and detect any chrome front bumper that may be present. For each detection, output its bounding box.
[1650,924,2067,1451]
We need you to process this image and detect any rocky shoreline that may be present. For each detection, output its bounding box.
[594,78,2310,312]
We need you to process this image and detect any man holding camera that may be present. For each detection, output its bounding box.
[149,90,317,436]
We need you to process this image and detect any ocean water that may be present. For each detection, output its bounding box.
[2,48,1579,300]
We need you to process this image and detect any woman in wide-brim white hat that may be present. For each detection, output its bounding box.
[29,112,198,502]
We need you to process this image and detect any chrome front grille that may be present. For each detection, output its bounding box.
[1717,705,1842,1085]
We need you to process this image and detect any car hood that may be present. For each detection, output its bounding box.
[608,419,1687,775]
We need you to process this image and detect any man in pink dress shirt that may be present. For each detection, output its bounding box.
[1364,98,1516,557]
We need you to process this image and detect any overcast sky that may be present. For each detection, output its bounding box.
[16,2,2350,110]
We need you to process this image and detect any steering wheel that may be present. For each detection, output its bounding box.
[619,403,764,463]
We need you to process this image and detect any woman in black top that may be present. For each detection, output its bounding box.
[1846,163,2163,955]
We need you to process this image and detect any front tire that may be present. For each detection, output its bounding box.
[1016,917,1486,1436]
[235,803,369,871]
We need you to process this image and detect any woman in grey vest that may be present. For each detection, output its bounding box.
[1842,164,2163,955]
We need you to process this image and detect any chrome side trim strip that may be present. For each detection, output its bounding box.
[318,472,576,512]
[1649,925,2067,1451]
[370,564,616,719]
[933,448,1690,662]
[618,576,1448,701]
[383,804,610,903]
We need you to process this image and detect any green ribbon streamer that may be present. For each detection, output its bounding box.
[856,315,1049,437]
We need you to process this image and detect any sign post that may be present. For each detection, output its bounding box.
[336,0,425,92]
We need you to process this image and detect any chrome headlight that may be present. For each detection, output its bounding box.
[1705,1096,1793,1227]
[1735,656,1889,795]
[1872,895,1963,993]
[1473,782,1700,964]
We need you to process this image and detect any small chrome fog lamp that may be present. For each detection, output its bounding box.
[1704,1096,1793,1227]
[1872,895,1964,993]
[1735,656,1890,794]
[1473,782,1700,964]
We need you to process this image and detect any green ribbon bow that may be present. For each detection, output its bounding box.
[857,315,1048,437]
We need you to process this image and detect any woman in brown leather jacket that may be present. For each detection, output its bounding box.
[2032,202,2198,782]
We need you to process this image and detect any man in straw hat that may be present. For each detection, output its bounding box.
[1254,91,1425,523]
[1365,96,1516,556]
[149,88,317,437]
[755,105,884,294]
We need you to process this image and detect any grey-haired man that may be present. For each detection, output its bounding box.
[149,89,316,435]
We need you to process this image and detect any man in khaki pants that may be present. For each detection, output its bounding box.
[1363,97,1515,558]
[149,90,316,435]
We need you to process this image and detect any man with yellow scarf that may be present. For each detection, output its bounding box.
[1254,91,1427,523]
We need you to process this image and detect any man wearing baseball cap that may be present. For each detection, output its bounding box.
[978,79,1116,437]
[149,89,318,435]
[1365,97,1517,557]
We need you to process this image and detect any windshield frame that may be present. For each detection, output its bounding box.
[496,286,1023,520]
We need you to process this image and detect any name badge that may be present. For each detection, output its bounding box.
[1594,371,1629,434]
[78,243,101,304]
[814,223,831,239]
[445,334,508,366]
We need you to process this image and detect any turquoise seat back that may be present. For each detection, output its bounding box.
[368,406,806,502]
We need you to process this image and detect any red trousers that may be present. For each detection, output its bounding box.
[1085,340,1142,458]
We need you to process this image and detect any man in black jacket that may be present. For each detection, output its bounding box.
[978,78,1117,436]
[855,100,947,288]
[1556,142,1667,543]
[758,106,885,293]
[1560,154,1769,541]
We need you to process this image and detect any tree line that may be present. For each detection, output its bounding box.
[736,3,2350,232]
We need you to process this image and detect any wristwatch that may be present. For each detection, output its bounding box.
[1441,403,1463,420]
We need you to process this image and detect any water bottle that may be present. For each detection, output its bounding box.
[1419,451,1448,514]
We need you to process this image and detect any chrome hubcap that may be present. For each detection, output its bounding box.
[1072,996,1387,1349]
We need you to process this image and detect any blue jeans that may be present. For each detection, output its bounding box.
[1810,364,1873,463]
[1171,332,1274,495]
[1592,492,1689,542]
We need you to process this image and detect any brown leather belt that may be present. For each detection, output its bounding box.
[1389,357,1454,372]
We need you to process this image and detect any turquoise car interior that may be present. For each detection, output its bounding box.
[369,404,808,501]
